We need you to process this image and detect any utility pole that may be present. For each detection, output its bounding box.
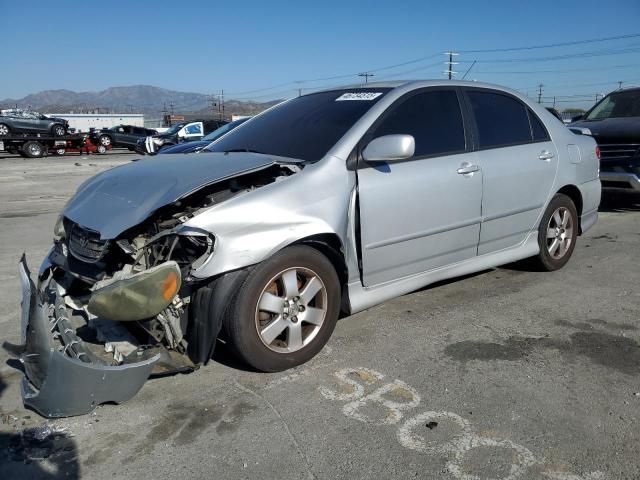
[169,102,175,116]
[358,72,374,83]
[162,102,169,126]
[444,52,459,79]
[618,81,623,90]
[209,95,217,115]
[553,97,556,108]
[537,84,544,104]
[220,89,225,121]
[298,88,302,97]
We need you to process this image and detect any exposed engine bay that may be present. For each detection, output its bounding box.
[11,163,299,417]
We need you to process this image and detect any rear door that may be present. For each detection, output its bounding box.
[357,88,483,286]
[462,88,559,254]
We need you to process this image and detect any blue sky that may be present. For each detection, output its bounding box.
[1,0,640,108]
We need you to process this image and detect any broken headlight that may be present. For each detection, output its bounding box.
[53,215,65,241]
[87,261,181,321]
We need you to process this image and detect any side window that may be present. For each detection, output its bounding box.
[371,90,465,158]
[467,90,532,148]
[528,109,549,141]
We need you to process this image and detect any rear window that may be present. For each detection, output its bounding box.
[467,90,532,149]
[528,109,549,141]
[209,89,389,161]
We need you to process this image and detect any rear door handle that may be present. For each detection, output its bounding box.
[457,162,479,175]
[539,150,555,161]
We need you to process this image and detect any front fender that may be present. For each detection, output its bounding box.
[186,156,354,279]
[191,215,340,279]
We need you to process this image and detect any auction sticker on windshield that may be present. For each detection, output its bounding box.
[336,92,383,101]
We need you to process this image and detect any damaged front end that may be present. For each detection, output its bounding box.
[16,256,162,418]
[8,157,300,418]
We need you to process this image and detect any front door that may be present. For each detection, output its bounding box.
[463,88,559,255]
[357,88,483,286]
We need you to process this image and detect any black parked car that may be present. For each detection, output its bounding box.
[0,109,69,136]
[158,118,250,154]
[571,87,640,191]
[91,125,158,150]
[135,119,228,155]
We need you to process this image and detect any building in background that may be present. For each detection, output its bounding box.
[49,113,145,132]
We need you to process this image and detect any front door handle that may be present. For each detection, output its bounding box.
[457,162,479,175]
[539,150,555,161]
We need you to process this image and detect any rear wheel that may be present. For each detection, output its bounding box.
[51,124,66,136]
[55,148,66,156]
[224,245,341,372]
[97,145,107,154]
[531,193,578,271]
[22,141,45,158]
[98,135,111,146]
[0,123,10,136]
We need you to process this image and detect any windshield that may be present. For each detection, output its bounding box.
[208,89,390,161]
[586,90,640,120]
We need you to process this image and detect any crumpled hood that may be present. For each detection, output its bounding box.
[64,152,274,239]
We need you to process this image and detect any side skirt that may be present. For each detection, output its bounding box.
[347,231,539,314]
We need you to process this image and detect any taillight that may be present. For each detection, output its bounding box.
[595,146,601,160]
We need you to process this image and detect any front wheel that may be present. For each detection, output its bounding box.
[0,123,10,136]
[224,245,341,372]
[531,193,578,271]
[98,135,111,146]
[96,145,107,154]
[52,124,66,136]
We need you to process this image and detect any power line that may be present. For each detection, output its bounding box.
[472,63,640,75]
[460,45,640,64]
[457,32,640,53]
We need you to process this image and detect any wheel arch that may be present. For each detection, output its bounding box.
[556,184,584,233]
[289,233,349,313]
[290,233,347,282]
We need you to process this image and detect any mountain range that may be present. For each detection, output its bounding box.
[0,85,280,117]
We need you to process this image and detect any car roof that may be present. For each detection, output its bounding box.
[311,79,525,97]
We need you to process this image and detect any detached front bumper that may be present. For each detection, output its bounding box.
[15,256,160,418]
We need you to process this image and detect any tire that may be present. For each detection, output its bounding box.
[55,148,66,156]
[224,245,341,372]
[0,123,10,136]
[22,141,45,158]
[97,145,107,154]
[51,124,66,137]
[531,193,578,271]
[98,135,112,146]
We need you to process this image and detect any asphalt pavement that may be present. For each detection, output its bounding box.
[0,151,639,480]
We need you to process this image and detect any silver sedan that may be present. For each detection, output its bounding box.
[14,81,601,417]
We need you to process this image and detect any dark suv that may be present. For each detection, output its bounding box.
[571,88,640,191]
[92,125,158,150]
[0,109,68,136]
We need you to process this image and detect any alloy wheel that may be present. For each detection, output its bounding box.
[0,124,9,135]
[546,207,574,259]
[255,267,328,353]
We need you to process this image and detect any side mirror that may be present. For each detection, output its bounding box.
[362,134,415,162]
